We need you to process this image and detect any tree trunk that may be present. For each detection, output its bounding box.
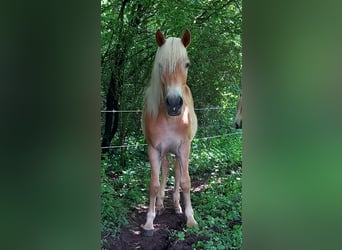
[101,74,119,154]
[101,0,145,154]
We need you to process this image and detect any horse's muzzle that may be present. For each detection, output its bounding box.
[166,95,183,116]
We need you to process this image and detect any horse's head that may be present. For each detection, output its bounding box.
[234,93,242,129]
[155,29,191,116]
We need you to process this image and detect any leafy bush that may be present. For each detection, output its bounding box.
[101,151,149,239]
[188,134,242,249]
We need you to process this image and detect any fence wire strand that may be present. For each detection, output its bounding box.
[101,131,242,150]
[101,106,235,113]
[101,105,241,150]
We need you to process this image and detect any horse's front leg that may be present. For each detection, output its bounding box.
[143,145,161,236]
[178,141,198,227]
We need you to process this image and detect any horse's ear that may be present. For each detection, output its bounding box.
[156,29,166,47]
[181,29,191,48]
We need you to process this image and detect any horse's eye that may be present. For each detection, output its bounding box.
[185,62,190,69]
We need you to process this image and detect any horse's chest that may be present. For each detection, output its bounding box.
[154,121,190,155]
[160,131,183,154]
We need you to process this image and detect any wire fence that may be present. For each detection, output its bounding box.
[100,106,235,113]
[101,131,242,150]
[100,106,241,150]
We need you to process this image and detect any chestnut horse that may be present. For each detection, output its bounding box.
[142,29,198,236]
[234,92,242,129]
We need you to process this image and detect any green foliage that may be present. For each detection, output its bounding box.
[190,170,242,249]
[191,134,242,178]
[101,0,243,248]
[101,0,242,146]
[176,231,186,241]
[101,133,242,248]
[101,151,149,238]
[188,134,242,249]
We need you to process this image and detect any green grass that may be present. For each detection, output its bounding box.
[187,134,242,249]
[188,169,242,249]
[101,151,149,237]
[101,133,242,248]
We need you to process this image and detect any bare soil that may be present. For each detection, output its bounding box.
[103,181,209,250]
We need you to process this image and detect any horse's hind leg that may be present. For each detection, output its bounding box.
[156,156,169,215]
[173,159,183,214]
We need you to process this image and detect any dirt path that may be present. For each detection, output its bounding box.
[103,182,208,250]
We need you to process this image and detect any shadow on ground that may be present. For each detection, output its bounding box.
[103,188,208,250]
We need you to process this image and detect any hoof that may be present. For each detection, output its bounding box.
[187,220,198,227]
[143,229,154,237]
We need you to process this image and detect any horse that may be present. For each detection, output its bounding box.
[234,92,242,129]
[141,29,198,236]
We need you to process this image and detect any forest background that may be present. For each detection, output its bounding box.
[101,0,242,248]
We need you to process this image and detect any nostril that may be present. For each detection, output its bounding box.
[178,97,183,106]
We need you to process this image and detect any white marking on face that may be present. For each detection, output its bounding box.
[166,86,182,99]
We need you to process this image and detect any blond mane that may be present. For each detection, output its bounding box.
[144,37,189,118]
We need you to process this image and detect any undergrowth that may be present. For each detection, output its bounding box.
[101,133,242,249]
[101,136,149,239]
[187,134,242,249]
